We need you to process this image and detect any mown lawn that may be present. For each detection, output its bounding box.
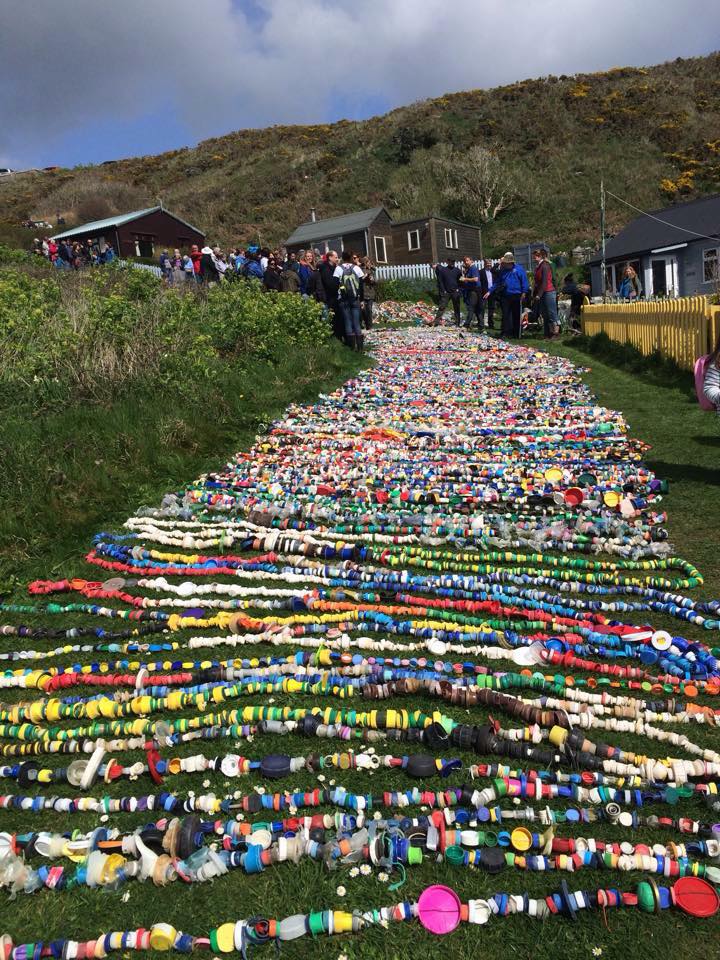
[1,329,719,960]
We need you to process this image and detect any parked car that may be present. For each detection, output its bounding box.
[0,168,14,176]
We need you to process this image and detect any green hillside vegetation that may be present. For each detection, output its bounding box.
[1,53,720,253]
[0,249,363,582]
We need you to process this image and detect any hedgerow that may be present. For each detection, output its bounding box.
[0,262,329,405]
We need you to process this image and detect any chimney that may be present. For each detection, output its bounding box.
[310,207,316,223]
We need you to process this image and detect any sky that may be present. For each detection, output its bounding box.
[1,0,719,170]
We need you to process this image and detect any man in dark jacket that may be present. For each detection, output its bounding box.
[434,258,462,326]
[479,258,497,329]
[318,250,342,339]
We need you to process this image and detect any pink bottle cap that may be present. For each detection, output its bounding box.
[417,884,462,935]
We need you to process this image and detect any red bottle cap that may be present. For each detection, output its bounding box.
[674,877,720,917]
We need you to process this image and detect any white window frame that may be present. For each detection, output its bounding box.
[703,246,719,284]
[444,227,458,250]
[374,235,388,263]
[407,229,420,251]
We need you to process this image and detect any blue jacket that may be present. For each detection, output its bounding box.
[298,262,313,295]
[243,260,264,280]
[490,263,528,297]
[462,264,480,301]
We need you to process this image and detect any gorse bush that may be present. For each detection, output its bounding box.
[0,263,329,405]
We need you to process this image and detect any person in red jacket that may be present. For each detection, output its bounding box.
[532,248,560,339]
[190,244,203,283]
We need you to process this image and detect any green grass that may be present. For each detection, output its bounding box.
[1,329,719,959]
[0,342,366,588]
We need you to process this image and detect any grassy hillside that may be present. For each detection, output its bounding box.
[1,53,720,253]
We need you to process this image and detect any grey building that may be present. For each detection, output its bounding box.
[285,207,483,265]
[285,207,395,264]
[588,194,720,298]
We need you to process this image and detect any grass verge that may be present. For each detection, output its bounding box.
[0,343,365,588]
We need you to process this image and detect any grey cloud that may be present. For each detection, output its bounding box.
[0,0,718,166]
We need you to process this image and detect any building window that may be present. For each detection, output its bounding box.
[605,259,641,294]
[133,235,155,258]
[374,235,388,263]
[703,247,719,283]
[407,229,420,251]
[444,227,458,249]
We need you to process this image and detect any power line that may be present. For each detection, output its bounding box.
[605,189,720,243]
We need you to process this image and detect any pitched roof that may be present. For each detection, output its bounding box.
[588,193,720,264]
[286,207,387,245]
[52,206,205,240]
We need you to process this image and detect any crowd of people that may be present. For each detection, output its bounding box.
[31,228,599,347]
[158,243,377,351]
[433,248,591,340]
[33,236,116,268]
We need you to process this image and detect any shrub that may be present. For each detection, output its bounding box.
[376,277,437,303]
[0,243,34,265]
[0,261,330,406]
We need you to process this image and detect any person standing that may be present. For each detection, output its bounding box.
[172,249,184,286]
[359,256,376,329]
[319,250,342,339]
[297,252,316,299]
[200,245,220,285]
[182,253,196,284]
[159,249,173,283]
[532,247,560,339]
[263,255,283,291]
[190,244,203,283]
[479,258,497,329]
[485,252,528,339]
[618,263,642,300]
[459,255,481,329]
[434,257,462,326]
[333,251,364,350]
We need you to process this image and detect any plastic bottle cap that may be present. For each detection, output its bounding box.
[417,884,462,935]
[564,488,584,507]
[674,877,720,917]
[511,827,532,852]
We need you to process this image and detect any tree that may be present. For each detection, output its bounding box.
[433,145,517,223]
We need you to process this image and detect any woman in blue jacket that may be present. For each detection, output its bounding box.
[485,252,529,338]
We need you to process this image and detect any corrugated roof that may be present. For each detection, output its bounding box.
[588,194,720,264]
[286,207,386,245]
[52,206,204,240]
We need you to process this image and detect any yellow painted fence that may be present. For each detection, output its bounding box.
[582,297,720,371]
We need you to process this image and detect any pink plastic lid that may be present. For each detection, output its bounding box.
[417,884,462,935]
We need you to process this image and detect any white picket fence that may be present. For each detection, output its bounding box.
[375,263,436,281]
[119,259,163,278]
[376,262,485,281]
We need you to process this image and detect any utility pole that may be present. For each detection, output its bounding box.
[600,179,607,300]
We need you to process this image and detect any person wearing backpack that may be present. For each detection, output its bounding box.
[702,331,720,417]
[333,250,364,350]
[484,251,529,338]
[532,248,560,339]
